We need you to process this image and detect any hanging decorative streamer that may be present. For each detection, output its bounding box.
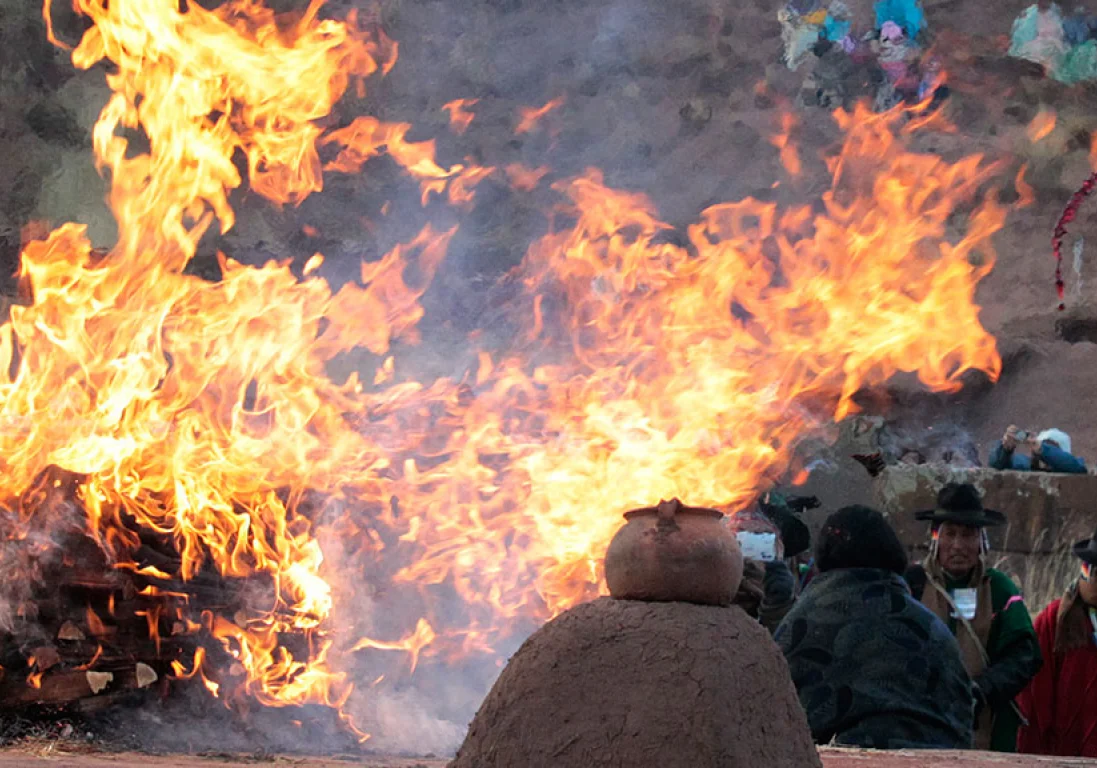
[1053,171,1097,310]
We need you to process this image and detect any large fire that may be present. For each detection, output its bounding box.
[11,0,1006,742]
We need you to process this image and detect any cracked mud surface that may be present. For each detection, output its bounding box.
[450,596,820,768]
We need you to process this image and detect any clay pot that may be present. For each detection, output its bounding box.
[604,498,743,606]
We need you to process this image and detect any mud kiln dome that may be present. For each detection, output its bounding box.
[450,596,821,768]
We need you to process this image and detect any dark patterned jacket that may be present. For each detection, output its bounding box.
[775,568,974,749]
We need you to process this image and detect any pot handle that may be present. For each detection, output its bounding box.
[656,498,682,521]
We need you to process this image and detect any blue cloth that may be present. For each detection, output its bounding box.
[875,0,925,40]
[1056,38,1097,83]
[988,440,1087,474]
[1061,11,1097,45]
[775,568,974,749]
[824,15,852,41]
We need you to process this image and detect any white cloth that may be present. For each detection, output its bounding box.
[1037,428,1072,454]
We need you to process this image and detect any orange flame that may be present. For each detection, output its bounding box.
[1015,165,1035,209]
[1026,109,1057,143]
[76,645,104,671]
[136,605,163,654]
[381,103,1003,635]
[350,618,436,674]
[325,119,454,194]
[18,0,455,733]
[515,96,564,134]
[442,98,478,134]
[771,112,802,177]
[170,646,206,679]
[504,163,550,191]
[86,607,110,637]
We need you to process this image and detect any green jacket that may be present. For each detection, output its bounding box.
[940,569,1041,752]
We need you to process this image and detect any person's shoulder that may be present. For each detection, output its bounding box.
[1039,598,1063,620]
[1031,598,1062,635]
[986,567,1022,595]
[903,563,927,599]
[985,568,1032,614]
[909,597,966,651]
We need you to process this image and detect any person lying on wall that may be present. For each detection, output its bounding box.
[1016,526,1097,758]
[989,426,1087,474]
[905,483,1043,752]
[776,505,975,749]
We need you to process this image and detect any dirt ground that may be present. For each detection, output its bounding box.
[0,746,1094,767]
[0,748,445,768]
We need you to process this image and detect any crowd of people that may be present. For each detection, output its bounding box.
[730,426,1096,756]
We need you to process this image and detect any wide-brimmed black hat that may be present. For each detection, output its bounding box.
[915,482,1006,528]
[1073,529,1097,565]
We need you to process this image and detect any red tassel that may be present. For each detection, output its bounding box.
[1054,171,1097,311]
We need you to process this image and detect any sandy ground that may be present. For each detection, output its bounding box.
[0,746,1095,767]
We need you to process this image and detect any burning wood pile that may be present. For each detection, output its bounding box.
[0,466,247,713]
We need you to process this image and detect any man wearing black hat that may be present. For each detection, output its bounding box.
[1016,530,1097,757]
[906,482,1042,752]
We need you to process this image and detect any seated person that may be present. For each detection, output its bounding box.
[989,426,1086,474]
[775,505,974,749]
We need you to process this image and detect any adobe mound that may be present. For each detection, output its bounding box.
[450,596,820,768]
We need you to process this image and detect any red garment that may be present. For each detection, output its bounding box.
[1017,598,1097,757]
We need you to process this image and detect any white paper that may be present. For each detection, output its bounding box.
[737,531,777,562]
[949,588,978,621]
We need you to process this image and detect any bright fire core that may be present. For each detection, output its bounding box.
[9,0,1006,740]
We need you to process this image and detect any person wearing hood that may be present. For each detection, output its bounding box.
[776,505,974,749]
[905,483,1042,752]
[1016,527,1097,757]
[989,426,1087,474]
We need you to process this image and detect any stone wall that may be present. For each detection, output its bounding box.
[872,465,1097,611]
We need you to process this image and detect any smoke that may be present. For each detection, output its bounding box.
[368,689,468,755]
[874,419,982,468]
[0,468,86,635]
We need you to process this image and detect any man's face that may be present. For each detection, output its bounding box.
[937,522,981,577]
